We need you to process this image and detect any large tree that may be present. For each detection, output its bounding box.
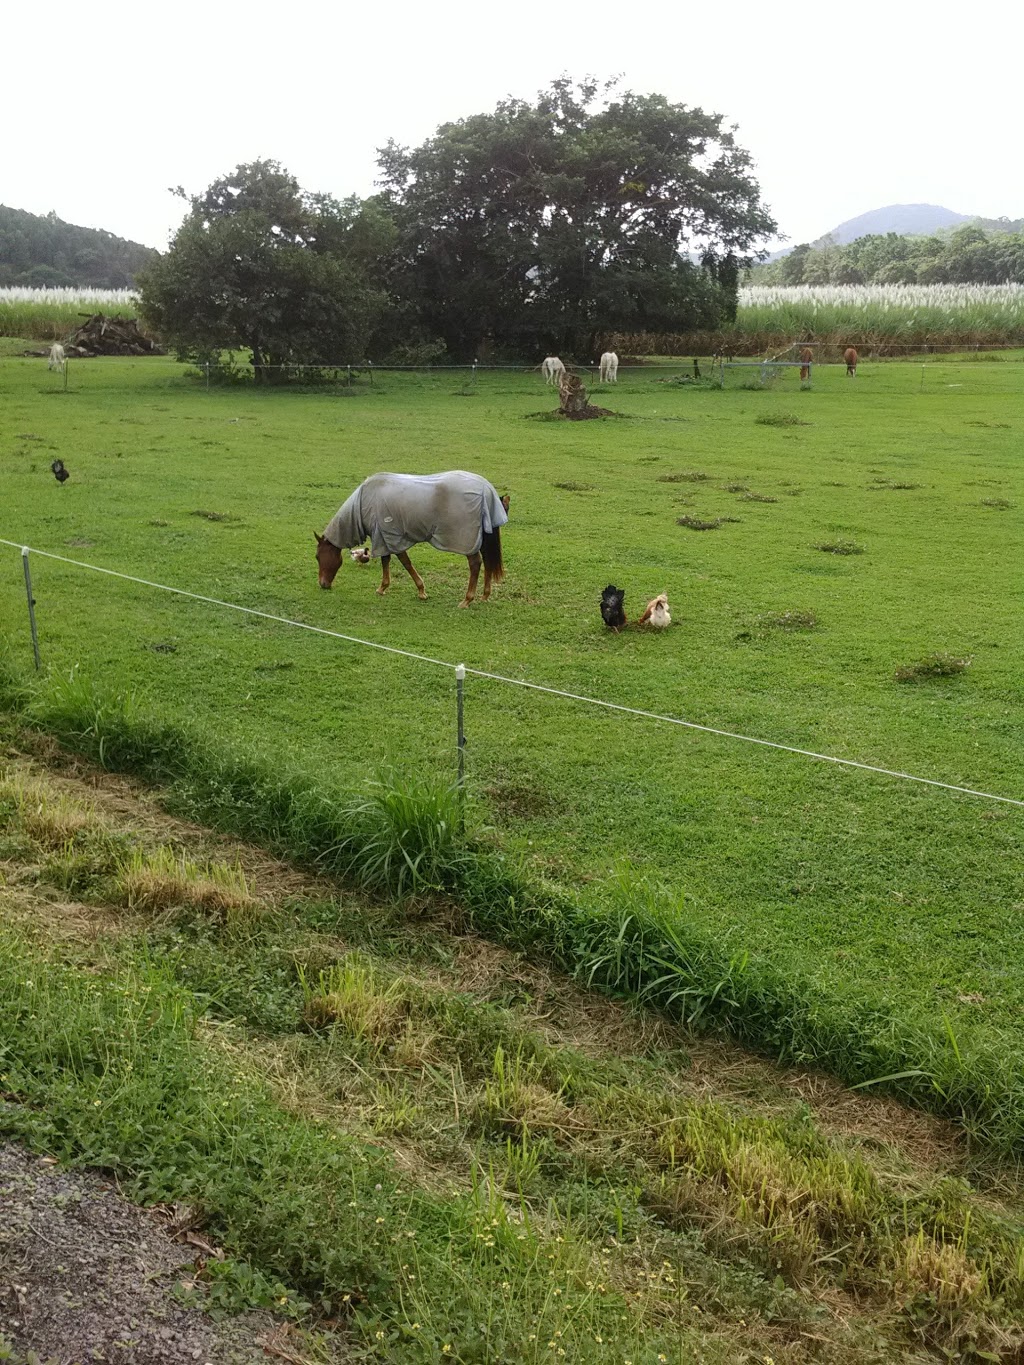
[137,161,394,381]
[378,77,776,359]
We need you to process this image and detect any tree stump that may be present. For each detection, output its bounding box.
[557,373,611,420]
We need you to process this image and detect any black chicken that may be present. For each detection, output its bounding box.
[51,459,69,485]
[600,584,627,632]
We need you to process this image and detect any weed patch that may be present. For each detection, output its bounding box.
[677,516,724,531]
[894,653,972,684]
[813,539,865,555]
[754,412,809,427]
[657,470,711,482]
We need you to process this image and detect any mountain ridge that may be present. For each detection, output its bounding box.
[0,204,157,288]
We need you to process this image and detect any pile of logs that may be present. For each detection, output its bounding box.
[63,314,164,357]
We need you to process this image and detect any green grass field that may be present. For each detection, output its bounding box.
[2,352,1023,1138]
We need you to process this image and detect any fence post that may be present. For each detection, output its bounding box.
[367,360,374,387]
[21,547,41,671]
[64,358,69,393]
[472,357,478,391]
[455,663,466,827]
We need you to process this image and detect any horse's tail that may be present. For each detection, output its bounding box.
[481,526,505,582]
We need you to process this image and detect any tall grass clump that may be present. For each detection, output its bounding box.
[330,774,481,900]
[0,287,138,341]
[117,845,261,923]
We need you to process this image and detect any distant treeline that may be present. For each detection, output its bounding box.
[751,225,1024,287]
[0,205,157,288]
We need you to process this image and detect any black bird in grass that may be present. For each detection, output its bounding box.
[51,459,69,485]
[600,584,627,632]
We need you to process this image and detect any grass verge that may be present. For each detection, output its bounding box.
[4,754,1024,1362]
[2,663,1024,1162]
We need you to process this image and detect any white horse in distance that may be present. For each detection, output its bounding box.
[48,343,66,372]
[541,356,566,385]
[599,351,618,384]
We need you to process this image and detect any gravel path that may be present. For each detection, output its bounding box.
[0,1144,280,1364]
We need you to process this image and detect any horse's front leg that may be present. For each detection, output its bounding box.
[459,552,482,608]
[377,554,391,595]
[397,551,427,600]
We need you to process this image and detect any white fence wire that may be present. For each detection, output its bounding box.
[2,537,1021,809]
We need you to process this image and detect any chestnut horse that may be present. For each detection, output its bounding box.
[799,346,813,381]
[844,346,858,377]
[315,470,509,608]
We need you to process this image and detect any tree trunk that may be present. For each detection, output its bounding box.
[557,371,611,420]
[558,374,590,416]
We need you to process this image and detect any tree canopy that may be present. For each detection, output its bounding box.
[136,80,778,373]
[378,77,776,359]
[136,161,394,380]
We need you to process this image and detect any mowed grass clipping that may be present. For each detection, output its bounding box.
[0,353,1022,1137]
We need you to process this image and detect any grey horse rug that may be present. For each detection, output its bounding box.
[324,471,508,558]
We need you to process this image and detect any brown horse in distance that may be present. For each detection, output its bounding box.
[844,346,858,377]
[799,346,813,381]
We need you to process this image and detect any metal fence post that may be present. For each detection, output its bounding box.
[64,358,69,393]
[21,547,41,670]
[455,663,466,827]
[367,360,374,387]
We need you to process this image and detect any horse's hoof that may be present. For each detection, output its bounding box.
[456,599,471,609]
[376,587,388,596]
[418,592,428,601]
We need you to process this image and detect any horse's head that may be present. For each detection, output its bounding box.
[501,494,510,513]
[314,532,342,589]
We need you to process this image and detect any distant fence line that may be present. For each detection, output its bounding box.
[2,537,1021,811]
[30,354,1021,397]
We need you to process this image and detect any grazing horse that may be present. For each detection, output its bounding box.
[599,351,619,384]
[315,470,510,608]
[48,343,65,372]
[541,356,566,385]
[799,346,813,381]
[844,346,858,377]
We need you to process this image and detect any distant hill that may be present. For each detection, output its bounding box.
[0,205,158,289]
[815,204,971,247]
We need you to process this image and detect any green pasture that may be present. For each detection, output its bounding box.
[2,353,1023,1109]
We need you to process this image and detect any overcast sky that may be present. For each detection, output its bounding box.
[5,0,1021,254]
